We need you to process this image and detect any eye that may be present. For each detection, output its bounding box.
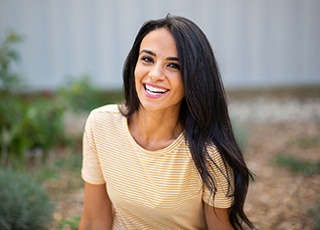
[167,62,180,70]
[141,56,154,63]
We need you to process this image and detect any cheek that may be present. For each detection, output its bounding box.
[175,76,184,94]
[134,63,143,81]
[134,67,143,92]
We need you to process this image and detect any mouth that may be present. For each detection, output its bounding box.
[143,84,169,95]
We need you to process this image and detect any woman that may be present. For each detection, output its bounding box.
[79,15,255,230]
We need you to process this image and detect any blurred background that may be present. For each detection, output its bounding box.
[0,1,319,229]
[0,0,320,90]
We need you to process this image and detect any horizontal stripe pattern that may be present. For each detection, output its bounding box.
[82,104,234,229]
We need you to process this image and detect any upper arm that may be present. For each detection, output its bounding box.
[79,182,113,230]
[204,203,233,230]
[203,145,234,208]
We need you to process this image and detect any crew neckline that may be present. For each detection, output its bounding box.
[122,116,185,156]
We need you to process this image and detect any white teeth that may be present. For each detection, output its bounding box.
[145,84,168,93]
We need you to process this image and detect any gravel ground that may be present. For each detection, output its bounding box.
[228,89,320,123]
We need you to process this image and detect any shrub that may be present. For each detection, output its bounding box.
[0,95,66,168]
[289,136,320,149]
[58,215,81,230]
[0,169,55,230]
[57,75,97,112]
[0,30,23,92]
[232,120,248,151]
[57,75,123,112]
[274,154,320,175]
[0,31,66,168]
[308,202,320,230]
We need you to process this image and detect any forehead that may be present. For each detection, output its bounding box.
[140,28,178,55]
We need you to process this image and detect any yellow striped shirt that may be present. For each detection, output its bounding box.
[82,104,234,229]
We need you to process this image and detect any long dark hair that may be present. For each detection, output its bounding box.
[120,15,255,230]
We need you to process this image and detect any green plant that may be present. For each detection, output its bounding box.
[289,136,320,149]
[58,215,81,230]
[274,154,320,175]
[0,96,23,165]
[0,30,23,92]
[0,31,26,167]
[0,169,55,230]
[0,31,67,168]
[31,152,82,184]
[58,75,123,112]
[1,96,66,168]
[22,98,66,162]
[309,202,320,230]
[232,120,248,151]
[58,75,96,112]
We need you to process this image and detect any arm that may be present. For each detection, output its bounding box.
[204,203,233,230]
[79,182,113,230]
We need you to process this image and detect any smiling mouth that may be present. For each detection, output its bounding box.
[144,84,169,94]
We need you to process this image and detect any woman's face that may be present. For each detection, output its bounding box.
[134,28,185,114]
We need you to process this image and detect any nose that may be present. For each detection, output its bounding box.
[148,63,164,81]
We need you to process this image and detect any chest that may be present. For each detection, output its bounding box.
[99,142,203,213]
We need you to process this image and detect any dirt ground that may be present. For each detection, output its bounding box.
[52,88,320,230]
[244,121,320,229]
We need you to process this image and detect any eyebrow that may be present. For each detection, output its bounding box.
[139,49,179,61]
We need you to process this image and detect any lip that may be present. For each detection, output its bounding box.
[143,83,169,99]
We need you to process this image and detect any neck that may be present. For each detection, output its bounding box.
[128,107,183,150]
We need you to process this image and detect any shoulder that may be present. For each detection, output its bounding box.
[205,143,232,176]
[206,143,234,180]
[206,144,222,163]
[89,104,123,120]
[85,104,124,129]
[91,104,121,115]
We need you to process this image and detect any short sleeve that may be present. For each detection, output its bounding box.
[202,145,234,208]
[81,112,106,185]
